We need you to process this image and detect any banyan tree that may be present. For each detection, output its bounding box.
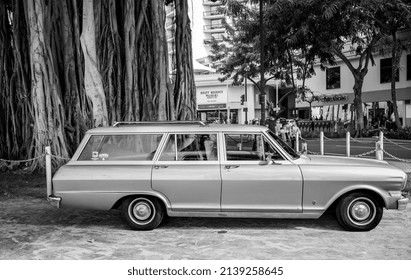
[0,0,196,170]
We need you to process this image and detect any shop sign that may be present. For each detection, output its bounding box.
[322,94,348,103]
[198,104,226,110]
[197,87,228,105]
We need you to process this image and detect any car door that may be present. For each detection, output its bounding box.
[151,133,221,212]
[221,132,303,212]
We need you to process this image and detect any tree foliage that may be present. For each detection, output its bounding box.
[209,0,334,119]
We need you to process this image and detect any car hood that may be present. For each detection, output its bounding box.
[296,154,390,167]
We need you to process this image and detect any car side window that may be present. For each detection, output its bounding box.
[77,134,163,161]
[225,133,283,161]
[159,133,218,161]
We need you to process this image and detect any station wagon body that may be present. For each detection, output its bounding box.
[49,122,409,231]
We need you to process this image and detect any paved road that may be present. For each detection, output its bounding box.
[1,198,410,260]
[304,138,411,160]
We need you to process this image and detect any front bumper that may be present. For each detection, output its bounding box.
[397,197,409,210]
[47,196,61,208]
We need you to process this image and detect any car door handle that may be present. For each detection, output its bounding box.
[153,165,169,169]
[225,165,240,170]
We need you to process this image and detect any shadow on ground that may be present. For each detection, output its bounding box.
[1,198,342,232]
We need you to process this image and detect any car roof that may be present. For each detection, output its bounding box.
[87,123,269,134]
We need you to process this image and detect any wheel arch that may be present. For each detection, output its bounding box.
[111,192,170,213]
[326,186,387,211]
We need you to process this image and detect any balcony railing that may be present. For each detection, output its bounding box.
[203,10,223,17]
[204,34,224,45]
[212,33,224,40]
[203,24,224,31]
[203,0,222,4]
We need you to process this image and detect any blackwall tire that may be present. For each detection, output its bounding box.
[122,197,164,230]
[336,192,383,231]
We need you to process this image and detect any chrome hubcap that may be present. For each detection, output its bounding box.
[133,202,152,220]
[347,197,376,226]
[128,198,156,225]
[351,202,371,221]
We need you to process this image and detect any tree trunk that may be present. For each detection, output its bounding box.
[391,33,402,129]
[123,0,137,121]
[27,0,69,170]
[0,0,32,160]
[60,0,88,151]
[80,0,108,127]
[174,0,196,120]
[353,75,364,136]
[1,0,194,171]
[151,0,172,121]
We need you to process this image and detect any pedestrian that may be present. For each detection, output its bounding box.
[310,120,315,131]
[266,116,276,133]
[275,119,282,136]
[279,124,289,143]
[289,120,301,149]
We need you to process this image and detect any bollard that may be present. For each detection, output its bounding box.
[45,146,52,198]
[379,130,384,161]
[346,131,350,157]
[375,141,383,160]
[320,131,324,155]
[296,132,300,152]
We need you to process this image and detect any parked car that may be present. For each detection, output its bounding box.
[48,121,409,231]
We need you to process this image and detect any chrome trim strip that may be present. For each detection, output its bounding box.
[389,191,402,197]
[167,210,323,219]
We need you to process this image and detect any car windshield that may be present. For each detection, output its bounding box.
[267,130,300,159]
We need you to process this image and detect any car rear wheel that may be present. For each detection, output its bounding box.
[336,192,383,231]
[122,197,164,230]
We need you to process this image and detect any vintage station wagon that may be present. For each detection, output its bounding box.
[48,121,409,231]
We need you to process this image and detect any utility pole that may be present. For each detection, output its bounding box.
[244,65,250,124]
[244,75,248,124]
[259,0,266,126]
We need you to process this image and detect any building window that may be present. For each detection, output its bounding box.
[407,55,411,80]
[380,57,399,83]
[326,67,340,89]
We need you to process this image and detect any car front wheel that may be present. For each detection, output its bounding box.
[336,192,383,231]
[122,197,164,230]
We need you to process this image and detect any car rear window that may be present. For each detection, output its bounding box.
[77,134,163,161]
